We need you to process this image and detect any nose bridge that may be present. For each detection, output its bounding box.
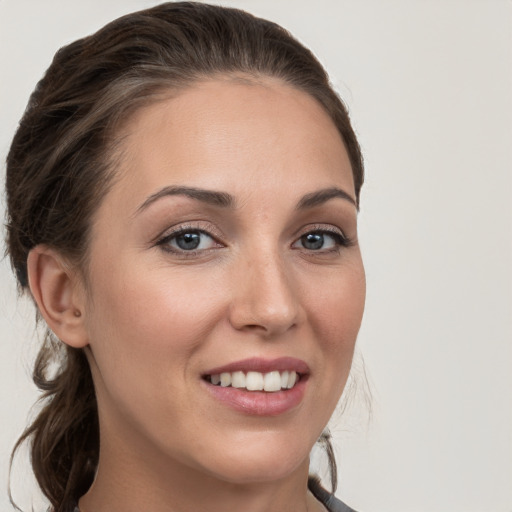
[229,244,300,335]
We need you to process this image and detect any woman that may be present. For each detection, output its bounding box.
[5,3,365,512]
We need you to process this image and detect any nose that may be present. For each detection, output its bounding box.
[228,250,301,337]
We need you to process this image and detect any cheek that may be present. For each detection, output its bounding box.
[84,258,228,391]
[305,260,366,392]
[82,259,233,449]
[308,261,366,345]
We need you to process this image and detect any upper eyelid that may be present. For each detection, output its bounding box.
[292,229,347,247]
[292,223,347,239]
[155,221,224,244]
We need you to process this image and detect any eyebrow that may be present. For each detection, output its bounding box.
[296,187,358,210]
[135,185,235,215]
[135,184,357,215]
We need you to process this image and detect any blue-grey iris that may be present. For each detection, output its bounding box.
[301,233,324,250]
[176,232,201,250]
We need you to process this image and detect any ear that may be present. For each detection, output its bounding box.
[27,245,89,348]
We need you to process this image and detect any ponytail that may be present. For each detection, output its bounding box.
[11,331,98,512]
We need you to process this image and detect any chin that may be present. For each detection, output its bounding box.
[194,434,313,484]
[206,457,307,485]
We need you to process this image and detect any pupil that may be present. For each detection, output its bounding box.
[177,232,201,250]
[303,233,324,250]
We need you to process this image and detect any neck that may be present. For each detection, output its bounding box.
[79,430,317,512]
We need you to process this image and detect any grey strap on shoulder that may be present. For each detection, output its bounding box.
[308,475,358,512]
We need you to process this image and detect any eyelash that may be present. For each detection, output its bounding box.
[155,224,353,257]
[156,224,222,256]
[293,226,354,254]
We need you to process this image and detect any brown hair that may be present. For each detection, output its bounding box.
[5,2,364,511]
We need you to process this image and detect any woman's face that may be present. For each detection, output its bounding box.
[81,78,365,483]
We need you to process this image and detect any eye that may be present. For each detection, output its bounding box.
[292,229,349,251]
[158,229,220,253]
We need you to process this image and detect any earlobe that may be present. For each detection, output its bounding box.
[27,246,89,348]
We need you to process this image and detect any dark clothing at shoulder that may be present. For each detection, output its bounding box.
[308,476,358,512]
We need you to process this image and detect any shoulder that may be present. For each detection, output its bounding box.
[308,475,358,512]
[323,494,358,512]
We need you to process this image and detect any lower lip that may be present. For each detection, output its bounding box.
[202,376,308,416]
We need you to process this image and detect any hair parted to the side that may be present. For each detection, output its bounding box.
[5,2,364,511]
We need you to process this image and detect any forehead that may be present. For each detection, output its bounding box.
[108,77,354,212]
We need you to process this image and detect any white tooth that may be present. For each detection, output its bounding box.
[220,372,231,387]
[287,371,297,389]
[264,371,282,392]
[211,374,221,385]
[280,370,289,389]
[231,371,246,388]
[245,371,264,391]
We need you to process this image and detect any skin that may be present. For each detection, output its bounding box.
[29,77,365,512]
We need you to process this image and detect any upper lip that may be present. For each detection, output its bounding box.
[203,357,310,376]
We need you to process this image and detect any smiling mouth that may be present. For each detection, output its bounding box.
[202,358,309,415]
[204,370,301,392]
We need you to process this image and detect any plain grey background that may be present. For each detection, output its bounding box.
[1,1,511,511]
